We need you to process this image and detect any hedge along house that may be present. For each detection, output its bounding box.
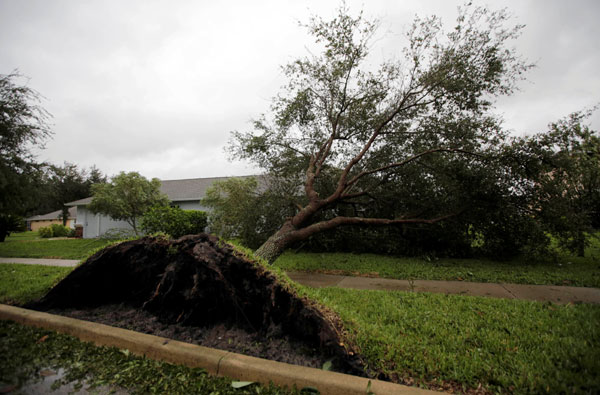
[26,206,77,231]
[66,177,237,239]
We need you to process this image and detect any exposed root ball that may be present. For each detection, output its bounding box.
[29,234,367,375]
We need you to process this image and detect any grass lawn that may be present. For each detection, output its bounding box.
[5,231,41,241]
[2,263,598,393]
[0,237,115,259]
[0,320,297,394]
[274,238,600,288]
[302,286,600,394]
[0,264,73,305]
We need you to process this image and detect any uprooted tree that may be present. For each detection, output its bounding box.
[230,4,532,263]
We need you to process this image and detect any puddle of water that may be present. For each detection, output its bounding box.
[11,368,128,395]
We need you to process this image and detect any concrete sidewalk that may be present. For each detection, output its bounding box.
[286,271,600,304]
[0,257,79,267]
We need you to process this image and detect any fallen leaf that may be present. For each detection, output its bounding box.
[231,381,254,389]
[40,369,56,377]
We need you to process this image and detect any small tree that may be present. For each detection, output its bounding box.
[88,172,169,235]
[202,177,263,247]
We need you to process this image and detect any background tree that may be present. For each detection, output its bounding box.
[30,163,107,224]
[529,110,600,256]
[202,177,297,249]
[51,163,107,225]
[0,71,52,241]
[229,4,532,262]
[88,171,169,235]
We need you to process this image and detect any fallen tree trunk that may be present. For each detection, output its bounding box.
[28,234,367,376]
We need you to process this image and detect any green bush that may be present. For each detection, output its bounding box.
[38,224,72,238]
[50,224,70,237]
[141,206,208,239]
[37,226,53,238]
[184,210,208,235]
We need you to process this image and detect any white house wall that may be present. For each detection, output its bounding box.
[76,205,134,239]
[75,202,209,238]
[172,200,207,211]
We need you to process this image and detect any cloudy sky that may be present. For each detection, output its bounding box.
[1,0,598,180]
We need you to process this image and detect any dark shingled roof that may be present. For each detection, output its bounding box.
[27,206,77,221]
[65,175,262,206]
[160,176,234,202]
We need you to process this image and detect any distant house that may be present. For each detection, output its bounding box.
[27,206,77,231]
[65,176,243,239]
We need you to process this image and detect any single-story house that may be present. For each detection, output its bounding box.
[65,176,241,239]
[26,206,77,231]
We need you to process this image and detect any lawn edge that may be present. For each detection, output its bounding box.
[0,304,433,395]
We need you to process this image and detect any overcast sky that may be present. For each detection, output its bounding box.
[1,0,598,180]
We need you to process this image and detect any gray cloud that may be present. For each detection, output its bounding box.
[1,0,599,179]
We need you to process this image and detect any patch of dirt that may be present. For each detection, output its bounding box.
[50,303,333,369]
[29,234,370,376]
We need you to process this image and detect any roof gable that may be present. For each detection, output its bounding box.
[27,206,77,221]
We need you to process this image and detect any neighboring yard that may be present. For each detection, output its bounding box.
[0,232,116,260]
[274,237,600,288]
[2,232,599,287]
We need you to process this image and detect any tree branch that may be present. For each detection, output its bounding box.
[290,211,461,242]
[345,147,479,189]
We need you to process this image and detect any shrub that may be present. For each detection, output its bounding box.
[49,224,71,237]
[99,228,138,240]
[38,226,53,238]
[184,210,208,235]
[141,206,208,239]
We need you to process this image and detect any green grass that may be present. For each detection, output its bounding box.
[2,258,599,393]
[6,231,41,241]
[0,320,297,394]
[0,264,73,305]
[274,245,600,288]
[0,238,114,259]
[302,286,600,394]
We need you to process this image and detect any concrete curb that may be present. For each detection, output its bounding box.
[0,304,434,395]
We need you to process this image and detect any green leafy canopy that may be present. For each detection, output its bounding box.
[227,3,535,262]
[88,172,169,235]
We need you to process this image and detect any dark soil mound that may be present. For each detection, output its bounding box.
[28,234,366,376]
